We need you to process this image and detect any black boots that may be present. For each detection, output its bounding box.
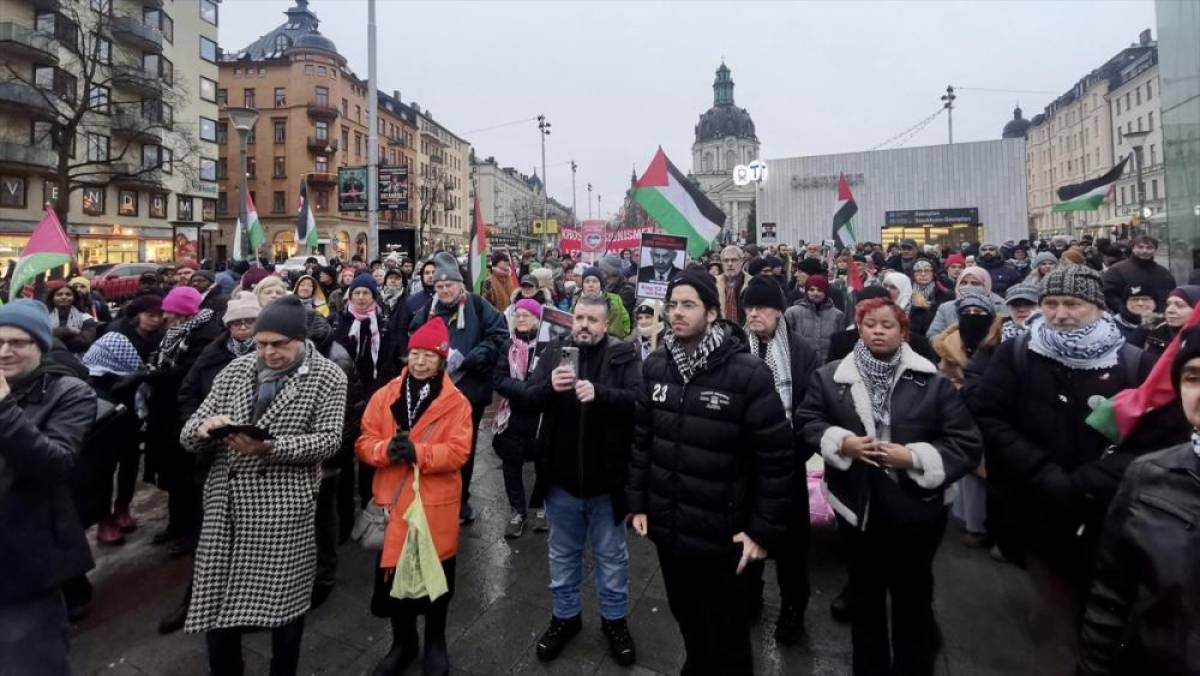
[774,603,805,645]
[157,585,191,635]
[535,614,582,661]
[422,601,450,676]
[601,617,636,666]
[373,614,418,676]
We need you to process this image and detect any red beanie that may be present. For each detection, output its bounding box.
[944,253,966,267]
[409,317,450,358]
[805,274,830,295]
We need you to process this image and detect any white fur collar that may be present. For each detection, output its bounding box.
[832,342,936,386]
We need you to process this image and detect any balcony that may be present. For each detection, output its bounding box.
[110,15,162,53]
[306,136,338,153]
[110,63,162,97]
[0,22,58,64]
[111,108,162,143]
[387,135,407,148]
[0,82,56,120]
[0,141,58,176]
[429,153,444,164]
[306,101,339,120]
[308,172,337,186]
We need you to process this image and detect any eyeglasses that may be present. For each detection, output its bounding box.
[0,337,37,351]
[227,319,255,329]
[255,337,295,350]
[720,257,741,264]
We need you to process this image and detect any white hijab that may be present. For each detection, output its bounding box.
[884,271,913,311]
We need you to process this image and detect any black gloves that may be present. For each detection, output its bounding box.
[387,429,416,465]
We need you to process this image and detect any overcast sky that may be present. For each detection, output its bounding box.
[220,0,1157,219]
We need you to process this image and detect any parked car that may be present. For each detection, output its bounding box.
[90,262,166,302]
[278,254,328,276]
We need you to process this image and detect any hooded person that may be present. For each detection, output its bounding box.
[1025,251,1059,286]
[882,271,934,337]
[578,266,631,338]
[481,252,517,312]
[630,300,664,361]
[926,265,1007,338]
[293,274,330,318]
[1130,285,1200,358]
[784,274,844,363]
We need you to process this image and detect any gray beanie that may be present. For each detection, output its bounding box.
[1033,251,1058,268]
[254,295,308,341]
[1005,282,1041,306]
[955,288,994,316]
[1041,265,1105,308]
[432,251,462,283]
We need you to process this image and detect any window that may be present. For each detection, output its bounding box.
[216,192,227,214]
[36,12,79,48]
[199,117,217,143]
[316,190,329,211]
[200,0,218,25]
[87,84,110,114]
[273,156,286,178]
[273,88,286,108]
[149,193,167,218]
[200,158,217,182]
[213,122,227,146]
[200,77,217,103]
[354,132,362,158]
[1136,87,1141,106]
[142,144,171,173]
[216,158,227,179]
[0,177,26,209]
[92,34,111,64]
[1148,111,1154,131]
[317,66,327,77]
[304,64,314,75]
[144,8,173,43]
[273,120,286,144]
[341,99,348,116]
[1147,80,1153,100]
[85,133,109,162]
[246,157,256,177]
[34,66,76,103]
[243,88,256,109]
[82,186,105,215]
[355,105,361,123]
[1152,179,1159,200]
[315,121,329,141]
[314,86,329,107]
[1125,92,1131,109]
[216,88,227,106]
[144,100,172,128]
[1150,144,1157,165]
[1118,127,1123,143]
[233,68,240,78]
[341,128,349,152]
[1120,186,1126,205]
[199,36,217,63]
[177,196,194,221]
[315,157,328,173]
[274,34,289,52]
[115,189,135,216]
[273,191,286,213]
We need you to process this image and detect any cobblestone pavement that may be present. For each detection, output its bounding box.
[73,425,1038,675]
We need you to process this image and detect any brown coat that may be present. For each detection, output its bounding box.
[932,318,1005,388]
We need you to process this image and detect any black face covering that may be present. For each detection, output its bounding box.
[958,314,993,354]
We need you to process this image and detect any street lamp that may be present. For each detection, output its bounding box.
[226,106,259,262]
[537,114,551,238]
[1124,129,1151,236]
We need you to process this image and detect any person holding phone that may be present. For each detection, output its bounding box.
[795,297,982,676]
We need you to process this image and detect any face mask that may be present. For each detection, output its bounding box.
[958,314,993,353]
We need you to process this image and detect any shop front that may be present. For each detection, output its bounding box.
[881,208,983,248]
[74,225,175,266]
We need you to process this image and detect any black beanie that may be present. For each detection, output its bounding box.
[1171,325,1200,394]
[254,295,308,341]
[741,274,786,312]
[798,258,825,275]
[667,270,721,311]
[854,285,891,305]
[746,257,770,277]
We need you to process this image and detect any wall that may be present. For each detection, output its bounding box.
[1157,0,1200,280]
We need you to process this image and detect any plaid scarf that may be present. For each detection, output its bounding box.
[226,335,255,357]
[665,323,725,383]
[155,309,215,368]
[1028,314,1124,370]
[1192,431,1200,460]
[747,319,793,419]
[852,340,903,426]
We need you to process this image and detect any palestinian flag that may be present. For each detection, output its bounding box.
[246,191,264,255]
[11,206,73,294]
[633,147,725,258]
[469,193,487,294]
[1054,156,1128,212]
[1087,301,1200,443]
[832,174,858,249]
[295,180,319,250]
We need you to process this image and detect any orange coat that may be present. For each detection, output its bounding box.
[356,369,473,568]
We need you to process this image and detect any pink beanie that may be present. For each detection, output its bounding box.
[513,298,543,320]
[162,286,202,316]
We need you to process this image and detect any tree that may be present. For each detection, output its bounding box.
[0,3,202,221]
[417,165,451,255]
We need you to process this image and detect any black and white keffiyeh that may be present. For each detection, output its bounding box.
[747,319,793,419]
[664,323,726,383]
[1027,314,1124,370]
[83,331,144,376]
[852,340,903,426]
[1192,431,1200,460]
[155,309,215,367]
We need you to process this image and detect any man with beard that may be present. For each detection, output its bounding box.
[1101,235,1175,314]
[976,243,1022,297]
[628,271,793,676]
[481,252,516,312]
[885,239,922,275]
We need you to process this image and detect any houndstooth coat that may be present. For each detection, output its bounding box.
[179,342,347,632]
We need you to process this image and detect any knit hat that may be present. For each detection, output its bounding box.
[125,293,163,317]
[581,267,603,284]
[254,295,307,341]
[597,255,624,278]
[1124,284,1153,301]
[432,251,463,283]
[162,287,202,316]
[1005,283,1041,306]
[746,258,770,277]
[666,270,720,311]
[241,267,269,290]
[409,317,450,358]
[223,291,261,325]
[512,298,544,320]
[1041,265,1105,308]
[944,253,966,268]
[191,269,216,284]
[0,299,52,352]
[913,259,933,272]
[69,276,91,292]
[805,274,830,296]
[1061,248,1087,266]
[1033,251,1058,268]
[349,271,380,298]
[797,258,825,275]
[955,288,994,316]
[741,274,786,312]
[1169,285,1200,309]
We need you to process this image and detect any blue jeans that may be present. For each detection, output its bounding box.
[0,588,70,676]
[544,486,629,621]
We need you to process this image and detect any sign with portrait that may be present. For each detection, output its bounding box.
[378,165,409,211]
[173,225,199,265]
[337,166,368,212]
[636,232,688,300]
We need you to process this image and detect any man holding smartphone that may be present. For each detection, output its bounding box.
[511,292,642,667]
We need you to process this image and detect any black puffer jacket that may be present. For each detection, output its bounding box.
[628,323,795,555]
[1101,257,1177,313]
[1078,443,1200,676]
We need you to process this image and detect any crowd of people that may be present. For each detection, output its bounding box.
[1,232,1197,676]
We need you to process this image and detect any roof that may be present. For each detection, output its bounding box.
[1002,106,1031,139]
[223,0,341,63]
[694,62,757,144]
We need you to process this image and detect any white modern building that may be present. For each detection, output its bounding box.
[756,139,1028,248]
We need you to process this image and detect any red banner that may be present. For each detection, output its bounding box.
[560,222,657,255]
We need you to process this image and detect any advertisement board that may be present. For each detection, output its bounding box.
[379,165,409,211]
[338,167,368,212]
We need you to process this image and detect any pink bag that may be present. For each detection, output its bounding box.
[807,469,836,528]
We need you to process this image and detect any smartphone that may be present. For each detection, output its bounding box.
[211,424,274,441]
[561,346,580,375]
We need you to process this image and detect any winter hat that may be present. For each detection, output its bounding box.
[1061,248,1087,266]
[191,269,216,284]
[252,275,288,306]
[230,259,251,275]
[162,287,202,316]
[432,251,463,283]
[241,267,269,291]
[0,299,52,352]
[69,276,91,293]
[913,259,934,272]
[349,271,380,298]
[409,317,450,359]
[223,292,261,325]
[741,274,786,312]
[512,298,544,320]
[955,288,994,316]
[745,257,770,277]
[763,255,783,269]
[520,273,537,288]
[666,270,720,311]
[805,274,830,296]
[597,255,624,278]
[254,294,307,341]
[944,253,966,268]
[957,266,993,296]
[581,267,603,284]
[1124,284,1154,301]
[1041,265,1105,308]
[383,269,404,284]
[1033,251,1058,268]
[125,293,163,317]
[1169,285,1200,308]
[1005,283,1041,306]
[797,258,825,275]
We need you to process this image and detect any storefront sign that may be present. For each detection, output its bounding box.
[190,180,218,196]
[82,187,105,215]
[118,190,138,217]
[792,173,864,190]
[1,176,26,208]
[884,208,979,227]
[149,193,167,218]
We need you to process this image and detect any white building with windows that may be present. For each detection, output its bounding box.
[690,62,759,239]
[1107,43,1165,238]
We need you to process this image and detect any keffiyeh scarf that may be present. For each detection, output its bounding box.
[913,282,938,304]
[1192,431,1200,459]
[83,331,144,376]
[55,305,91,331]
[155,309,215,367]
[747,319,793,419]
[1028,314,1125,370]
[665,323,726,383]
[853,340,903,426]
[226,335,256,357]
[347,303,382,378]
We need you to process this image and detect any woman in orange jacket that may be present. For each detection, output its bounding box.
[356,317,473,676]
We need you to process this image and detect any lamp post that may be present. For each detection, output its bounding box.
[570,160,577,223]
[226,106,259,263]
[941,85,956,145]
[537,114,550,237]
[587,182,593,219]
[1124,129,1150,236]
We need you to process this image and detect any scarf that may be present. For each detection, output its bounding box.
[1027,314,1125,370]
[747,318,793,419]
[252,347,307,423]
[494,329,539,434]
[380,286,404,310]
[664,323,726,384]
[913,281,938,304]
[83,331,143,376]
[226,334,255,357]
[155,309,215,367]
[390,372,442,432]
[347,302,381,377]
[853,340,903,426]
[1192,431,1200,460]
[433,291,469,330]
[55,305,91,331]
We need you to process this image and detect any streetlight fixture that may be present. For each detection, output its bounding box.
[226,106,259,263]
[1124,129,1151,236]
[537,114,551,245]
